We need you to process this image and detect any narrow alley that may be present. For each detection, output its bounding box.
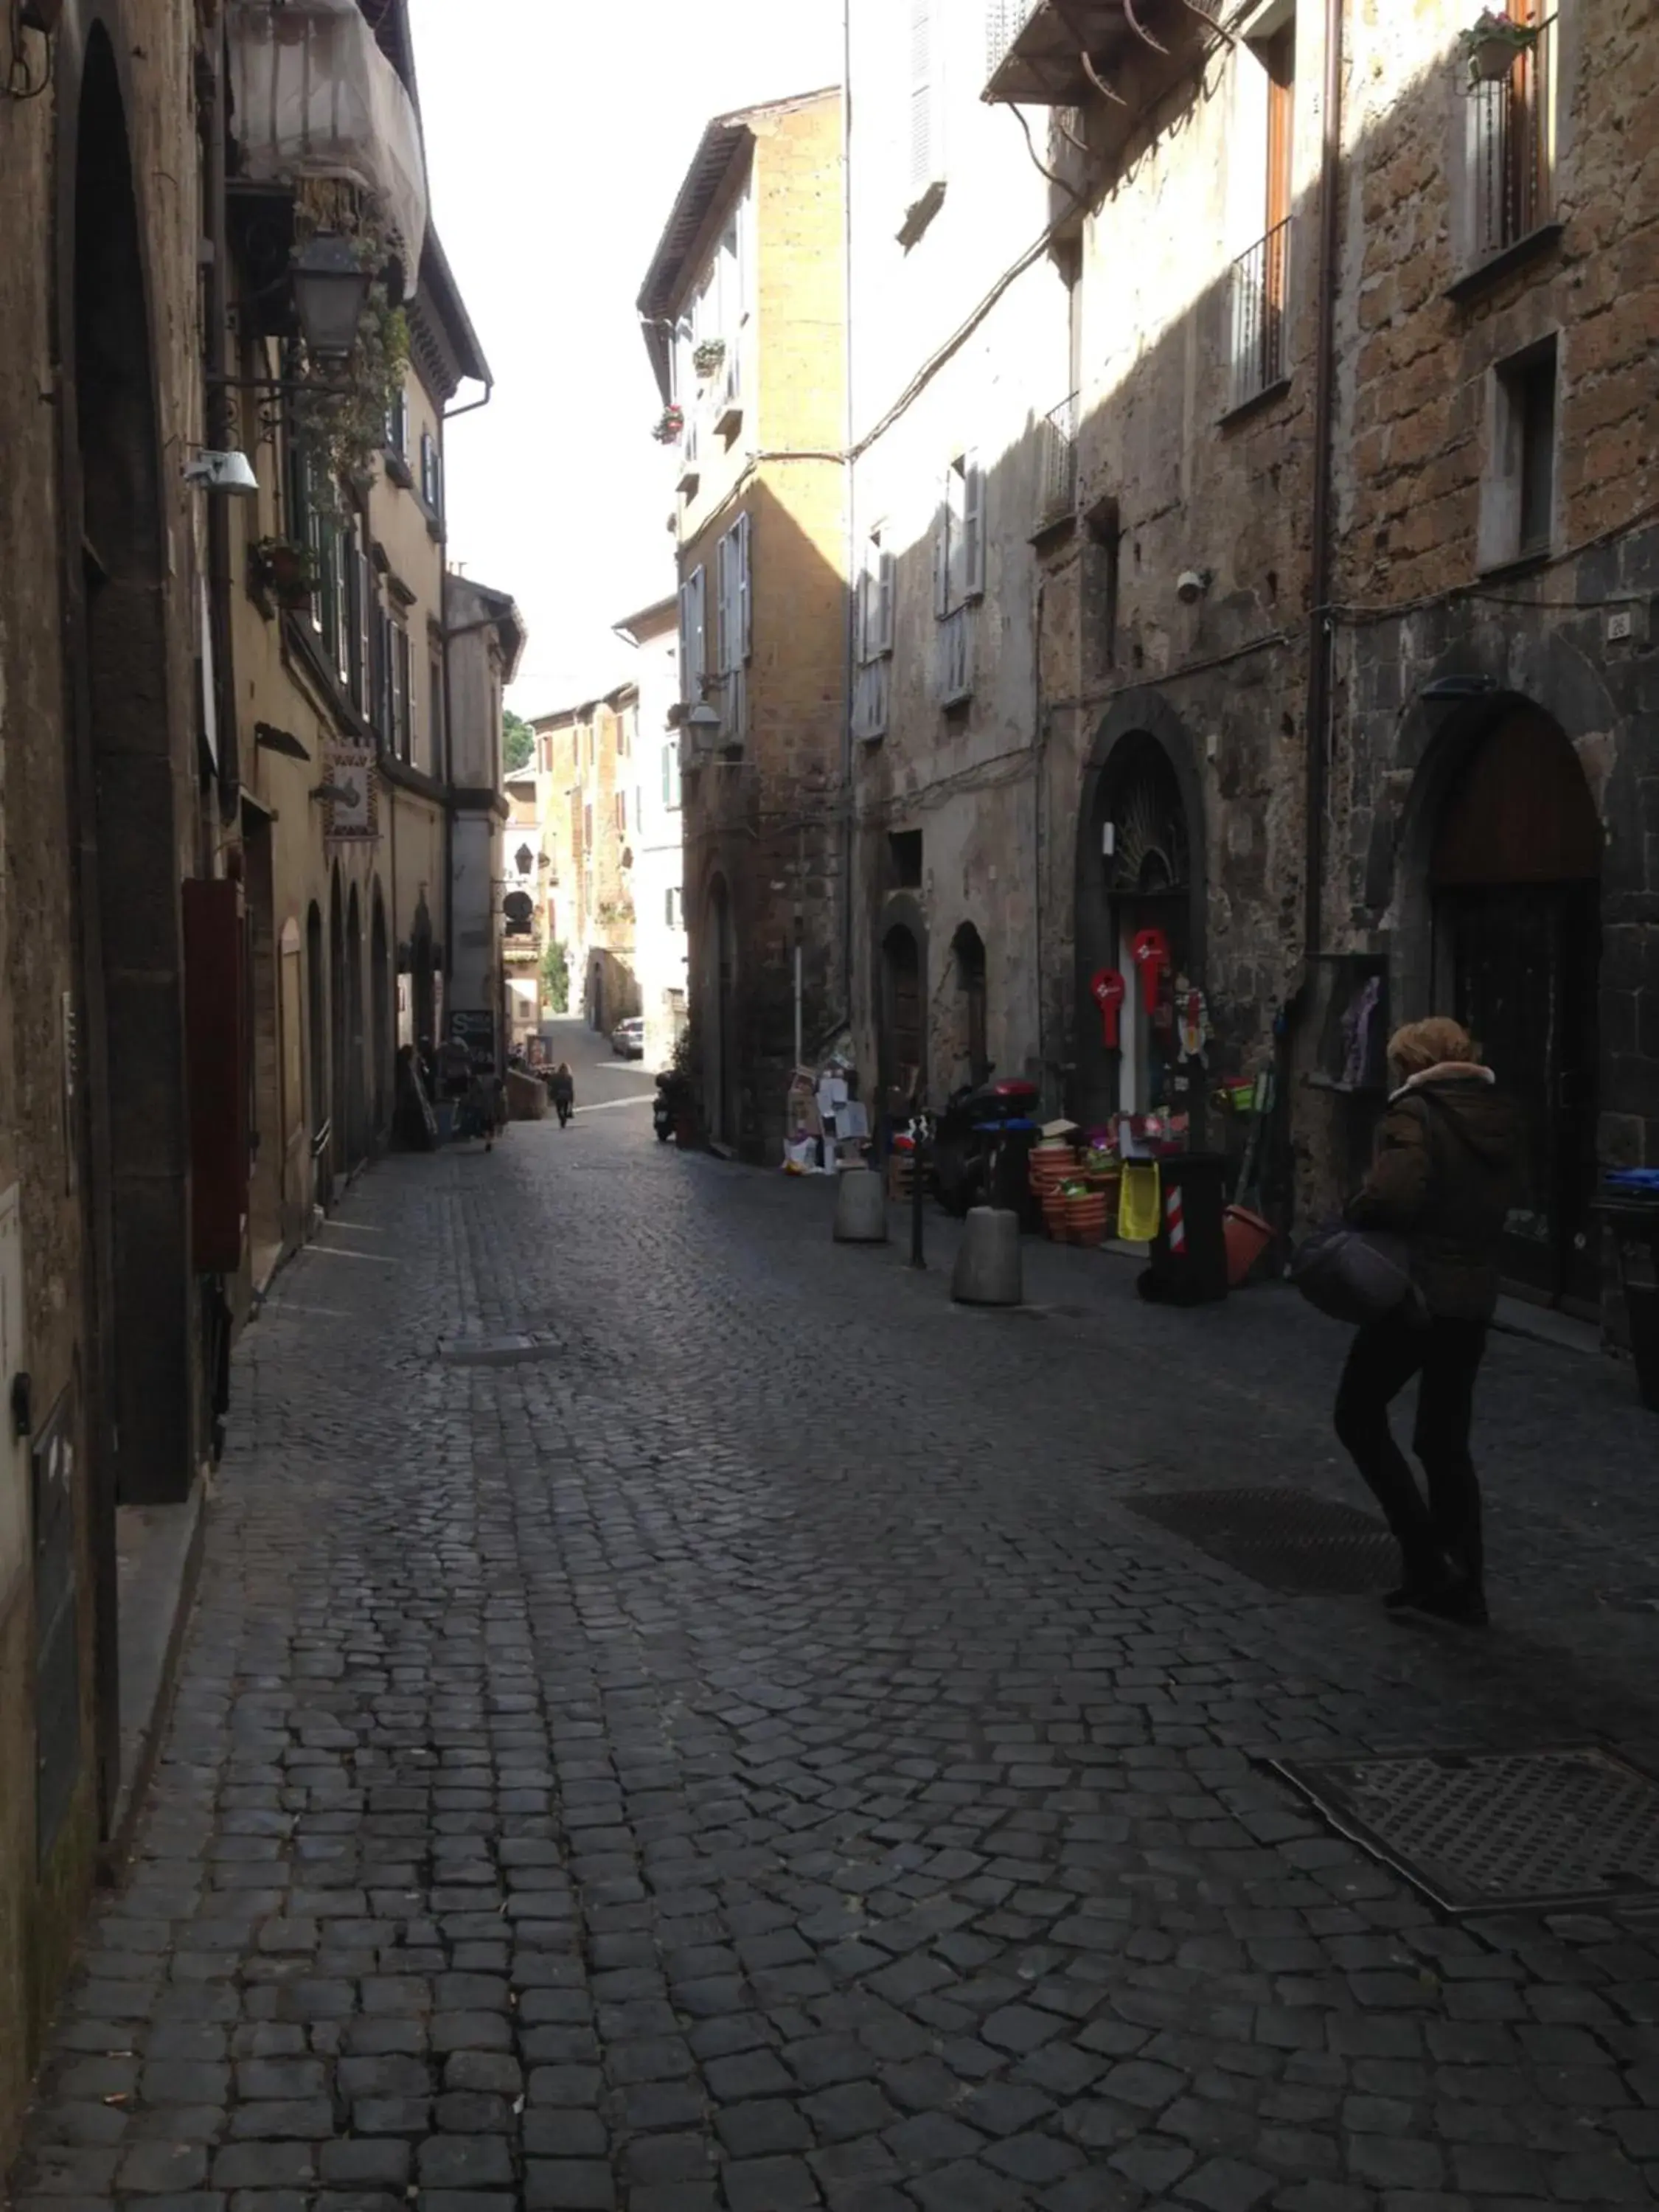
[12,1025,1659,2212]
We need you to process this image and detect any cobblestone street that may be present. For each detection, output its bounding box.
[13,1030,1659,2212]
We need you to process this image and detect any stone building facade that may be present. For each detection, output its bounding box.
[637,89,847,1160]
[0,0,223,2155]
[531,689,642,1040]
[616,597,691,1070]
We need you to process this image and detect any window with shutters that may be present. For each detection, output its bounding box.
[935,454,984,707]
[661,740,682,814]
[902,0,946,243]
[714,513,751,747]
[678,566,707,706]
[853,523,895,742]
[420,429,442,515]
[1227,6,1296,412]
[429,653,445,776]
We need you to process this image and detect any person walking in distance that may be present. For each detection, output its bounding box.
[549,1061,574,1130]
[1333,1018,1522,1627]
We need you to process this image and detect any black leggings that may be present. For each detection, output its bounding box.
[1334,1309,1488,1586]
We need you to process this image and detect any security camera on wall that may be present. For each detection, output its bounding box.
[1176,568,1212,605]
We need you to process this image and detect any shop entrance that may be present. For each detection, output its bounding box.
[1099,735,1192,1121]
[1431,704,1600,1306]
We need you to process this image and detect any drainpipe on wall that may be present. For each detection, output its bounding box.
[1301,0,1345,978]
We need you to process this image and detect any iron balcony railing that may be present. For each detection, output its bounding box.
[1228,215,1292,412]
[1038,392,1079,523]
[1470,16,1554,261]
[939,604,974,708]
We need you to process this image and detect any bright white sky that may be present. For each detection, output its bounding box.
[406,1,843,717]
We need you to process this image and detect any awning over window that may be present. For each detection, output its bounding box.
[229,0,428,283]
[984,0,1218,111]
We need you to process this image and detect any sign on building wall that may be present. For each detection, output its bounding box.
[325,746,378,841]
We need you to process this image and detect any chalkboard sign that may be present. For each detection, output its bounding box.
[450,1009,495,1074]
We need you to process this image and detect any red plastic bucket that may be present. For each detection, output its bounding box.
[1222,1205,1274,1287]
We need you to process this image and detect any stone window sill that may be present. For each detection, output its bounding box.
[1445,221,1564,305]
[1219,375,1292,431]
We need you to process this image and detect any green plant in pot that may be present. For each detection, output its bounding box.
[253,536,319,611]
[692,338,726,380]
[1458,8,1540,86]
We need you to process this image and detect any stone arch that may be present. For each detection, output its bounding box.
[950,922,989,1088]
[877,891,928,1108]
[345,881,366,1165]
[1074,691,1206,1127]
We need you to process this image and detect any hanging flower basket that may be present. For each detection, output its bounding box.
[252,536,319,611]
[692,338,726,379]
[1459,10,1540,86]
[653,404,684,445]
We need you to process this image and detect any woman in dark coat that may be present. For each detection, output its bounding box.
[1334,1017,1523,1627]
[549,1062,574,1130]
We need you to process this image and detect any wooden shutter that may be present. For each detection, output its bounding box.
[736,509,753,663]
[910,0,940,201]
[688,566,706,692]
[963,452,986,599]
[877,543,895,653]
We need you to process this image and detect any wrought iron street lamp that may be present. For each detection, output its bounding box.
[291,234,372,361]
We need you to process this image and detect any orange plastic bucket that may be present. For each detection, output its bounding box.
[1222,1205,1274,1287]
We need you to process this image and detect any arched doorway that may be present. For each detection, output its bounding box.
[952,924,989,1088]
[371,888,392,1142]
[328,871,346,1180]
[411,897,436,1054]
[704,875,736,1144]
[1430,703,1601,1303]
[880,923,925,1107]
[345,883,366,1164]
[1087,731,1194,1124]
[306,902,327,1207]
[69,27,192,1512]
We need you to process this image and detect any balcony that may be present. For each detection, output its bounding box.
[228,0,428,274]
[984,0,1221,116]
[852,655,890,743]
[1228,217,1292,413]
[1468,15,1555,262]
[1037,393,1079,527]
[939,605,975,709]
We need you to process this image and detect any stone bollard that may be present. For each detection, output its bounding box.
[833,1166,888,1244]
[950,1206,1023,1307]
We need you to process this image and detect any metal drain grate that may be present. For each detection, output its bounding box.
[1274,1745,1659,1914]
[1125,1486,1397,1595]
[439,1334,560,1367]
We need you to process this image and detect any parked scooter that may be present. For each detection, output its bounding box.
[931,1069,1040,1217]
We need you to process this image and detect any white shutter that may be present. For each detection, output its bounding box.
[910,0,940,201]
[714,532,731,675]
[736,509,753,664]
[678,578,693,698]
[933,484,951,619]
[687,566,706,694]
[877,544,896,654]
[986,0,1023,79]
[963,451,986,599]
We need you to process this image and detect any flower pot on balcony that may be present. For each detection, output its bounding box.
[1459,13,1538,84]
[692,339,726,379]
[254,538,317,611]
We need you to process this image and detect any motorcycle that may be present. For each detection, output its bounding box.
[930,1069,1041,1217]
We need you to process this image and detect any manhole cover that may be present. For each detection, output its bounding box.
[1273,1745,1659,1914]
[1125,1486,1397,1595]
[439,1334,559,1367]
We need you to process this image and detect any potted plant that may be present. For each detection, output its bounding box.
[252,536,318,611]
[653,403,684,445]
[1458,9,1539,85]
[692,338,726,380]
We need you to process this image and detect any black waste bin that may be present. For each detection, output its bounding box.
[1596,1194,1659,1413]
[1139,1152,1229,1306]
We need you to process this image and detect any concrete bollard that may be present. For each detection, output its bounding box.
[950,1206,1023,1307]
[833,1166,888,1244]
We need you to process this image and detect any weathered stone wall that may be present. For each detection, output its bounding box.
[1322,0,1659,1220]
[0,0,206,2164]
